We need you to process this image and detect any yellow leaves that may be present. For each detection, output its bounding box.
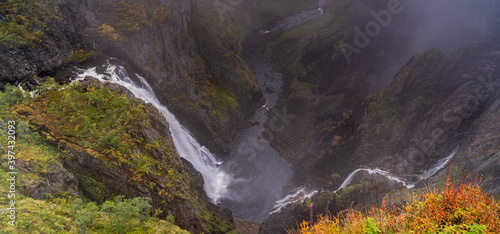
[158,189,174,201]
[96,24,123,41]
[152,4,171,22]
[132,171,143,183]
[331,135,342,147]
[12,104,33,116]
[300,179,500,233]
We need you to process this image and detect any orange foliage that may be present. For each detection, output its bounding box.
[299,177,500,233]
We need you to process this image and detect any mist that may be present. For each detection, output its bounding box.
[405,0,493,53]
[338,0,499,91]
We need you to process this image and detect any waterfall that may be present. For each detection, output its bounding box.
[334,147,460,193]
[74,63,230,203]
[334,168,415,194]
[270,188,318,214]
[271,147,459,214]
[422,147,458,180]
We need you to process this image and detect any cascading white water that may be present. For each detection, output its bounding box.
[333,147,460,194]
[422,147,458,180]
[270,188,318,214]
[270,147,460,214]
[74,63,230,203]
[334,168,415,194]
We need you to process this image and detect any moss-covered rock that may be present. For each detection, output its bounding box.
[0,78,235,233]
[1,0,263,155]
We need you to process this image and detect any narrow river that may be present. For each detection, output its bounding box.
[216,3,327,222]
[217,3,326,222]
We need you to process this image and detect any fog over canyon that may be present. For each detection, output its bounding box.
[0,0,499,233]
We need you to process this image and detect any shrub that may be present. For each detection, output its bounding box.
[299,177,500,233]
[65,50,96,63]
[0,0,62,47]
[0,83,25,106]
[0,80,192,234]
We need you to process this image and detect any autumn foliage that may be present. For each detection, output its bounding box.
[299,177,500,233]
[0,0,61,46]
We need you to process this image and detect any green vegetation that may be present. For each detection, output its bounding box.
[299,178,500,233]
[0,0,62,47]
[97,0,171,36]
[201,209,234,234]
[0,80,230,233]
[229,0,319,38]
[16,79,191,201]
[331,172,341,182]
[64,50,96,64]
[0,83,24,111]
[265,0,352,86]
[201,79,239,121]
[0,195,188,233]
[18,80,148,165]
[290,78,316,97]
[191,1,259,124]
[0,82,190,233]
[358,93,402,158]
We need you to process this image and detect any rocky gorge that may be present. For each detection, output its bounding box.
[1,0,500,233]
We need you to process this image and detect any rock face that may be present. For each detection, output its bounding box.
[17,159,80,200]
[259,0,500,189]
[260,40,500,232]
[14,77,234,233]
[300,40,500,186]
[0,0,262,155]
[0,2,89,83]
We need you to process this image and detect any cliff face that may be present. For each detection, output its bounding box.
[260,0,500,187]
[0,0,262,154]
[255,0,500,231]
[265,0,500,103]
[80,0,262,153]
[0,1,91,83]
[259,39,500,234]
[2,77,233,233]
[276,42,500,193]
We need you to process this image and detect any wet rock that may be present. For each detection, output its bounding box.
[265,40,500,231]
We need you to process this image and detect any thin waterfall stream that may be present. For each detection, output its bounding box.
[271,147,459,214]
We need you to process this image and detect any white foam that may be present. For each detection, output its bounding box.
[334,168,415,194]
[270,188,318,214]
[422,147,458,180]
[334,148,459,193]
